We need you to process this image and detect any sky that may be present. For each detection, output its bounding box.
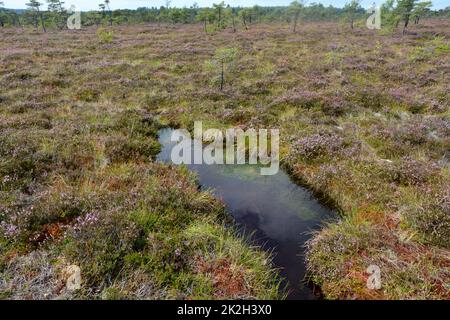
[3,0,449,10]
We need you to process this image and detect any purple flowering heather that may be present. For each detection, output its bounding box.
[73,212,100,231]
[0,221,19,239]
[393,156,439,186]
[292,133,345,160]
[271,88,323,109]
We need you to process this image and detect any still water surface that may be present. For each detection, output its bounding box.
[157,128,333,299]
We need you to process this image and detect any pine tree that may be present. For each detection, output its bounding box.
[47,0,66,30]
[396,0,418,34]
[104,0,112,26]
[26,0,46,32]
[288,1,304,33]
[412,1,432,24]
[0,1,5,27]
[197,8,212,33]
[213,1,225,30]
[381,0,400,30]
[239,8,252,30]
[344,0,361,30]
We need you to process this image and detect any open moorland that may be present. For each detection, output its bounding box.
[0,20,449,299]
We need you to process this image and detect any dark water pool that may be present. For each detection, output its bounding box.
[157,128,333,300]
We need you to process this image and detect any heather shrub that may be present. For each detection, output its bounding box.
[406,188,450,247]
[0,186,93,247]
[0,221,20,242]
[240,79,272,95]
[395,121,430,146]
[55,137,97,174]
[271,88,324,110]
[111,110,160,138]
[321,97,349,117]
[144,91,170,109]
[1,131,102,192]
[75,88,101,102]
[370,118,435,157]
[63,210,140,288]
[7,101,54,114]
[291,133,345,161]
[383,157,439,186]
[423,116,450,138]
[0,131,54,191]
[314,164,340,189]
[105,135,160,163]
[98,270,161,300]
[408,46,434,62]
[0,250,68,300]
[350,88,387,112]
[306,221,374,295]
[220,107,253,123]
[407,101,428,114]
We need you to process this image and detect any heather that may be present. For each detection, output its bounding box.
[0,19,449,300]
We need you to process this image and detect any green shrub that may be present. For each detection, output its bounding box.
[97,28,114,43]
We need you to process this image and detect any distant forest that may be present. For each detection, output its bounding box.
[0,1,449,31]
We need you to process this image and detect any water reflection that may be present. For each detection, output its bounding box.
[157,128,333,300]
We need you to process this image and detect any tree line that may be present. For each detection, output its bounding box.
[0,0,448,33]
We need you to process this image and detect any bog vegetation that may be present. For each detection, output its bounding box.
[0,0,449,300]
[0,1,448,32]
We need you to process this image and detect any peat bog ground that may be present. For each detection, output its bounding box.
[0,21,449,299]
